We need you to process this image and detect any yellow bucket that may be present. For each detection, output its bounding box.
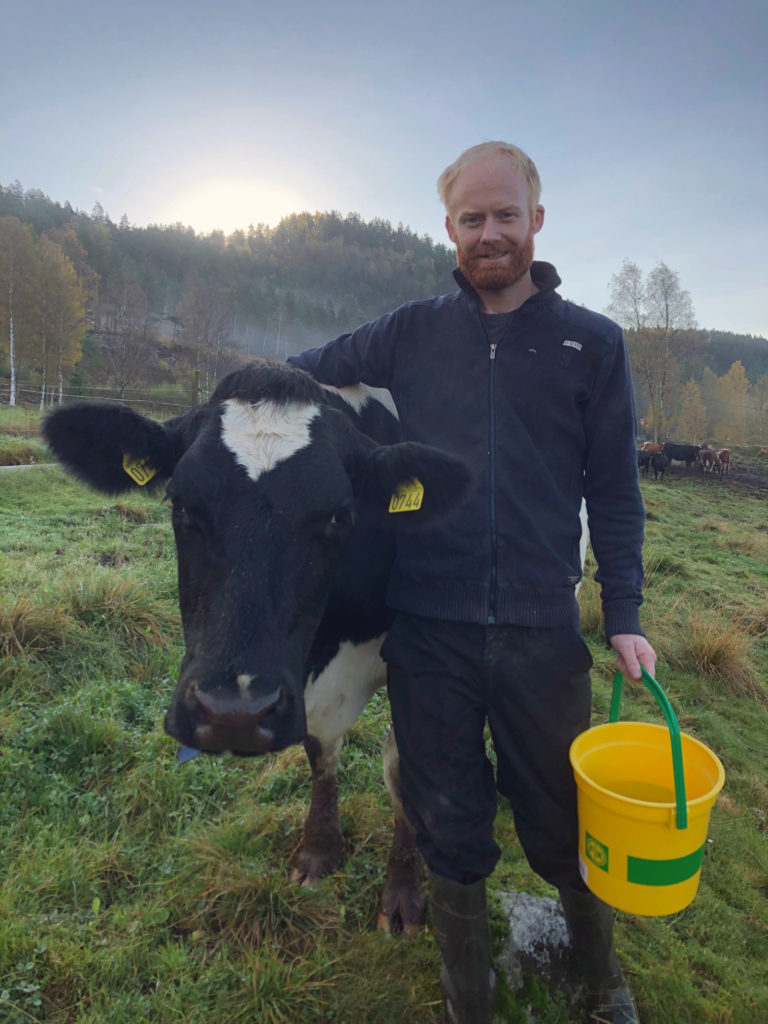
[570,669,725,916]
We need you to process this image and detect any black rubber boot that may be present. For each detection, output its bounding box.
[558,886,639,1024]
[429,872,497,1024]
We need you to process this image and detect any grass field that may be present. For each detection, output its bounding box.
[1,412,767,1023]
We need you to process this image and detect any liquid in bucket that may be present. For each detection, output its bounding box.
[608,780,675,803]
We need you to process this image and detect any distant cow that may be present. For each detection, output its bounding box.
[717,449,731,474]
[637,450,652,477]
[663,442,701,469]
[650,452,669,480]
[699,449,718,473]
[640,441,664,453]
[43,362,474,935]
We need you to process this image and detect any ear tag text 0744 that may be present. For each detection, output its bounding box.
[388,477,424,513]
[122,453,158,486]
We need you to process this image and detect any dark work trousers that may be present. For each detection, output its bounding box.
[382,614,593,888]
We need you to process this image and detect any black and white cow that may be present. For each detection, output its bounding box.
[43,361,472,935]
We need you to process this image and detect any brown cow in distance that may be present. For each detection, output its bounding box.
[717,449,731,474]
[640,441,663,453]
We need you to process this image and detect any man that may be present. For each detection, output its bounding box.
[288,141,655,1024]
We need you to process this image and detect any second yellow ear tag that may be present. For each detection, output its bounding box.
[388,477,424,513]
[122,453,158,486]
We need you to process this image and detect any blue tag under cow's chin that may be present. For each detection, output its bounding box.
[178,745,202,765]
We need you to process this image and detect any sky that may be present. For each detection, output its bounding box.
[2,0,767,337]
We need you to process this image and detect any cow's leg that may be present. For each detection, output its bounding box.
[378,728,426,937]
[295,635,387,884]
[291,733,345,885]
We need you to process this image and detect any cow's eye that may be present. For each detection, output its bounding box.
[326,505,355,536]
[172,504,204,536]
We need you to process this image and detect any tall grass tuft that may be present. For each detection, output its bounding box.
[664,606,762,698]
[61,570,179,650]
[175,829,341,953]
[0,596,77,658]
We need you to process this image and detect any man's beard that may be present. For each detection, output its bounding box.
[457,230,535,292]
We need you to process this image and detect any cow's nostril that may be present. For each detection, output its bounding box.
[195,684,282,725]
[192,684,284,753]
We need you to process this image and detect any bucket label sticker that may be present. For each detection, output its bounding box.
[585,832,609,873]
[627,844,705,886]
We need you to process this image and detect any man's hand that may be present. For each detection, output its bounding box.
[609,633,656,682]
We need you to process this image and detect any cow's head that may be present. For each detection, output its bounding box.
[43,364,471,756]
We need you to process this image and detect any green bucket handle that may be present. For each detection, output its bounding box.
[610,667,688,830]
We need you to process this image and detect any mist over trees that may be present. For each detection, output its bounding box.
[1,180,767,443]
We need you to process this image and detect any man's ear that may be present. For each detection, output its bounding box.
[43,402,184,493]
[533,204,545,234]
[445,214,458,245]
[353,441,472,530]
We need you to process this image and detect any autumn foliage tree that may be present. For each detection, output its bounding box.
[0,217,86,406]
[35,237,85,407]
[674,379,708,442]
[712,361,750,443]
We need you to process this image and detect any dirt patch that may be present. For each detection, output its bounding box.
[666,463,768,494]
[96,553,132,568]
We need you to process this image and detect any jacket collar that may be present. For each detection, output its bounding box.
[453,261,562,311]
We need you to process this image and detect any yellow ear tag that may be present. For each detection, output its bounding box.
[122,453,158,486]
[388,477,424,513]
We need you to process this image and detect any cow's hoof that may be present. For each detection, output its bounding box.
[377,910,423,937]
[377,883,427,937]
[290,847,344,886]
[290,866,320,887]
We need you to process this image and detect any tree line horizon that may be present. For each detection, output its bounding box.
[1,180,767,445]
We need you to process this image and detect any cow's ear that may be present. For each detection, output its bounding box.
[354,441,472,529]
[42,403,184,494]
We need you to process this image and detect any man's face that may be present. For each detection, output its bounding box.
[445,155,544,292]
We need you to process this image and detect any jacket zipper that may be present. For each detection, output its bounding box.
[488,342,498,623]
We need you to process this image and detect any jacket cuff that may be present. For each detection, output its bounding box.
[602,601,644,640]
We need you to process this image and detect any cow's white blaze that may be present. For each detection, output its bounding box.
[237,673,256,697]
[305,635,386,772]
[220,398,320,481]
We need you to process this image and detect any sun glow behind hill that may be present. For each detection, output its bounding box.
[155,176,310,234]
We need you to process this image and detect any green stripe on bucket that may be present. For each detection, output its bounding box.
[627,844,705,886]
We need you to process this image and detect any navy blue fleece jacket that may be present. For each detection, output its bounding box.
[288,262,645,638]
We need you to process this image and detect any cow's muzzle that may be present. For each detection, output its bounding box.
[195,684,284,753]
[165,675,302,755]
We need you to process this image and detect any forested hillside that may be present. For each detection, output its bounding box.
[0,182,456,414]
[1,180,767,442]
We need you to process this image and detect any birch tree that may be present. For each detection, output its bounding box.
[606,260,697,440]
[0,217,37,405]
